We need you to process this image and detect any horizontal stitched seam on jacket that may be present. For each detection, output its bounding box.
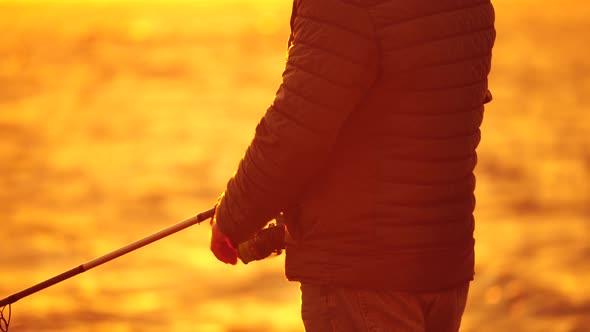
[375,0,491,31]
[293,39,370,68]
[382,25,495,53]
[370,130,482,141]
[374,175,475,189]
[270,103,330,136]
[399,78,488,93]
[287,61,364,90]
[337,0,374,9]
[373,212,474,224]
[374,152,478,163]
[371,173,475,186]
[386,52,493,76]
[280,83,341,116]
[375,193,474,207]
[295,15,373,41]
[364,240,471,250]
[375,104,483,116]
[375,173,475,185]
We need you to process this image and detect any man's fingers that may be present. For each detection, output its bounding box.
[210,216,238,265]
[214,246,237,265]
[211,235,238,265]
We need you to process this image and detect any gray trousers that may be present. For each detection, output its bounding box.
[301,282,470,332]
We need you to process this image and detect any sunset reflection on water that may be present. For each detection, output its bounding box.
[0,0,588,331]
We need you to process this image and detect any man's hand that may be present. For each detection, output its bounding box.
[210,214,238,265]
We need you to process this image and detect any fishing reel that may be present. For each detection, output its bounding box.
[237,222,287,264]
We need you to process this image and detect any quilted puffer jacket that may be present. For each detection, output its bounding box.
[216,0,496,291]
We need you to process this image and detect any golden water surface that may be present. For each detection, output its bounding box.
[0,0,588,331]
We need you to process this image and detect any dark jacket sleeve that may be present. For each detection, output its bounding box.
[216,0,379,245]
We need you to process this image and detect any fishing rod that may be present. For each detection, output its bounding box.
[0,208,215,311]
[0,208,215,331]
[0,207,286,331]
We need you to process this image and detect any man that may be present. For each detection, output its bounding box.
[210,0,495,331]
